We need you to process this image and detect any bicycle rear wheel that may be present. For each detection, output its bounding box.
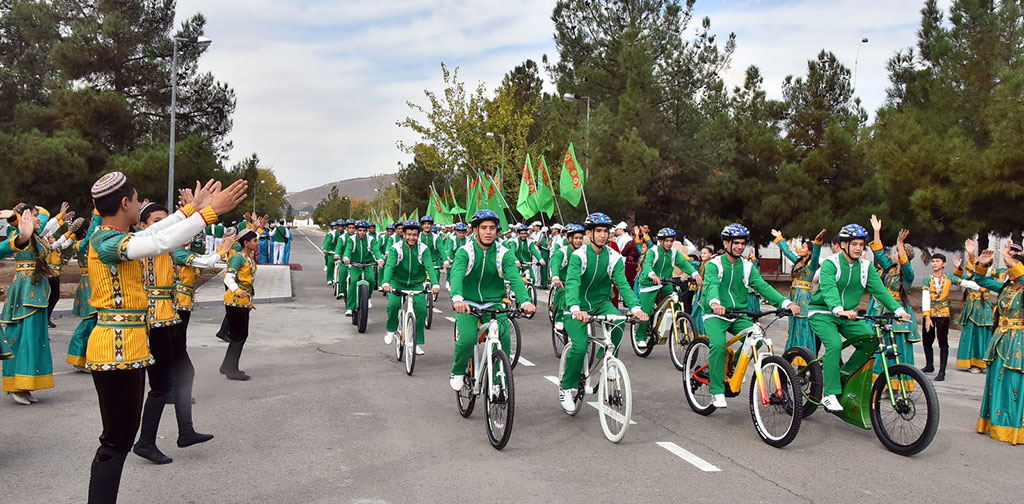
[456,371,475,418]
[783,347,822,418]
[599,358,632,443]
[870,364,939,456]
[749,355,803,448]
[670,311,696,371]
[425,292,434,329]
[682,337,715,415]
[551,323,567,358]
[547,286,559,324]
[629,322,655,357]
[404,311,416,376]
[485,349,515,450]
[508,318,521,369]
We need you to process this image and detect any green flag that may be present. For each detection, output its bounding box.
[465,174,479,218]
[484,176,509,230]
[447,185,465,215]
[560,143,585,207]
[536,156,556,217]
[516,154,539,220]
[429,186,453,225]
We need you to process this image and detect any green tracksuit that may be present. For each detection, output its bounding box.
[807,252,905,395]
[508,237,545,283]
[323,230,338,282]
[449,239,531,375]
[342,234,380,311]
[549,243,579,326]
[333,231,351,287]
[560,244,642,390]
[382,240,439,344]
[700,254,791,395]
[635,244,700,340]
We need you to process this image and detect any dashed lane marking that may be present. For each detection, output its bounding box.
[656,441,721,472]
[445,317,456,323]
[518,357,535,367]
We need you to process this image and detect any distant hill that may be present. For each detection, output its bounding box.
[285,174,395,214]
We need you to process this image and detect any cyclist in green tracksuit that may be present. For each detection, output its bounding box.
[381,221,440,355]
[508,224,546,283]
[449,210,536,391]
[419,216,445,282]
[559,213,648,412]
[549,223,584,332]
[342,220,383,315]
[323,220,340,285]
[700,223,797,409]
[806,223,910,412]
[635,228,702,348]
[332,219,356,297]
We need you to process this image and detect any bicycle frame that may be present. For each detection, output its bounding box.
[464,303,513,399]
[698,313,785,406]
[646,281,687,345]
[580,315,629,392]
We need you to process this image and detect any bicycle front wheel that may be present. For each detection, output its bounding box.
[394,313,404,362]
[870,364,939,456]
[551,323,567,358]
[527,284,537,306]
[629,321,655,358]
[404,311,416,376]
[783,346,822,418]
[749,355,803,448]
[547,286,559,324]
[599,358,632,443]
[670,311,697,371]
[485,349,515,450]
[356,284,369,333]
[508,318,521,369]
[456,372,475,418]
[425,292,434,329]
[682,337,715,415]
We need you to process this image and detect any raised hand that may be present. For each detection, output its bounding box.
[58,201,69,219]
[218,235,238,253]
[978,249,995,267]
[178,187,194,207]
[210,179,248,216]
[815,228,828,242]
[65,210,76,221]
[870,214,882,233]
[898,228,910,242]
[953,255,963,268]
[0,209,13,221]
[190,179,219,210]
[771,229,782,239]
[965,238,977,259]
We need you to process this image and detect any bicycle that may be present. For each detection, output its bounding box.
[557,313,638,443]
[681,309,803,448]
[783,311,939,456]
[628,277,699,371]
[452,298,523,369]
[511,261,539,307]
[332,260,345,300]
[391,286,429,376]
[549,284,568,358]
[348,262,376,334]
[454,303,518,450]
[547,284,560,325]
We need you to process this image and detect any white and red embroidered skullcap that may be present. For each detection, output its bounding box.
[91,172,127,199]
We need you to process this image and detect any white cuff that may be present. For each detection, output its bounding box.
[570,305,581,313]
[630,306,643,315]
[551,276,560,282]
[709,299,722,307]
[381,283,390,289]
[451,295,464,303]
[781,299,793,310]
[831,306,843,316]
[895,307,908,318]
[431,284,440,290]
[648,271,658,280]
[692,273,701,281]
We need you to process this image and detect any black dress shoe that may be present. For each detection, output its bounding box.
[177,431,214,448]
[132,443,172,464]
[48,320,56,328]
[225,370,251,381]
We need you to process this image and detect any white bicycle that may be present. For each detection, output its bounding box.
[454,302,517,450]
[391,286,428,376]
[557,313,638,443]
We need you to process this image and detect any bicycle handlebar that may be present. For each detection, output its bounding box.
[854,310,900,323]
[387,286,430,296]
[349,262,378,267]
[723,308,792,320]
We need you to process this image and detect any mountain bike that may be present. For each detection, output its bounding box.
[557,313,638,443]
[628,277,698,371]
[391,286,428,376]
[783,311,939,456]
[454,303,518,450]
[681,309,803,448]
[452,298,522,369]
[348,262,376,334]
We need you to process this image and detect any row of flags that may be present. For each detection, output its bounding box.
[369,142,587,230]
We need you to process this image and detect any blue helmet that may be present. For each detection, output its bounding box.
[419,215,434,224]
[657,227,676,239]
[386,223,395,230]
[584,212,613,230]
[454,223,467,231]
[355,220,369,229]
[403,220,421,231]
[564,223,584,236]
[838,224,869,242]
[470,209,500,227]
[516,223,529,232]
[720,223,750,240]
[345,218,356,226]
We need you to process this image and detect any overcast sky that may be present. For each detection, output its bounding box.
[174,0,950,193]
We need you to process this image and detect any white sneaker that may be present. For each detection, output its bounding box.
[415,345,425,355]
[368,299,373,309]
[635,339,648,349]
[324,266,328,272]
[712,394,727,408]
[449,374,464,391]
[822,394,844,412]
[344,310,352,316]
[384,331,395,345]
[560,389,578,413]
[9,392,31,405]
[555,321,564,331]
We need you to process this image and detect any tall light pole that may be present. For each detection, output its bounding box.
[391,181,402,218]
[167,35,213,208]
[485,132,505,184]
[562,92,591,179]
[374,187,383,223]
[253,179,265,214]
[853,37,869,90]
[342,196,351,219]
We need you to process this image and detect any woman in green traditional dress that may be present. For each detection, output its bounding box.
[969,239,1024,445]
[690,246,714,337]
[67,214,99,370]
[952,254,995,373]
[0,208,34,362]
[1,205,58,405]
[866,216,919,372]
[771,228,826,352]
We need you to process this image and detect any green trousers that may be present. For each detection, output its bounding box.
[325,254,335,282]
[345,265,377,310]
[551,287,566,325]
[451,308,510,375]
[386,290,426,344]
[538,253,549,286]
[809,314,876,396]
[703,316,756,395]
[560,300,622,390]
[636,284,671,340]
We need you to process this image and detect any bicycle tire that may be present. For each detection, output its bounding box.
[557,341,584,416]
[749,355,803,448]
[425,292,434,329]
[357,284,369,333]
[509,317,522,369]
[670,311,697,372]
[551,323,566,358]
[456,373,475,418]
[485,349,515,450]
[629,322,655,358]
[394,315,404,362]
[547,286,559,324]
[783,347,822,418]
[599,358,632,443]
[404,311,416,376]
[870,364,939,456]
[682,337,716,415]
[527,284,537,307]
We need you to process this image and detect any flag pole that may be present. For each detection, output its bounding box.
[486,173,519,226]
[552,186,564,223]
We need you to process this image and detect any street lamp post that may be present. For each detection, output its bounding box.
[853,37,869,90]
[562,92,591,179]
[253,179,265,214]
[485,132,505,183]
[342,196,351,219]
[167,35,212,208]
[391,181,402,218]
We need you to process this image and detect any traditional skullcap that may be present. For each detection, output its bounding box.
[138,201,158,220]
[237,228,257,242]
[92,172,127,199]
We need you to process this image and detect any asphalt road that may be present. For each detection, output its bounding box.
[1,228,1020,503]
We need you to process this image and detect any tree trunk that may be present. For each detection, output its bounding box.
[978,230,991,250]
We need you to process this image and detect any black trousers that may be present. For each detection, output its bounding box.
[225,306,250,342]
[47,275,60,319]
[92,368,146,454]
[923,316,950,349]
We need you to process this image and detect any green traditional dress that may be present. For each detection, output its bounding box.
[774,236,822,351]
[1,232,54,392]
[955,261,995,370]
[691,260,709,336]
[867,240,919,370]
[972,261,1024,445]
[0,235,19,360]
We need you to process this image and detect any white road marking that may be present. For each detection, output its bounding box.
[587,402,637,425]
[518,357,535,367]
[445,317,456,323]
[432,308,442,314]
[656,441,721,472]
[544,375,560,386]
[301,232,324,253]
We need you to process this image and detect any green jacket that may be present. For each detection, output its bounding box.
[450,238,530,306]
[382,239,438,290]
[322,230,337,252]
[509,237,544,264]
[699,255,789,314]
[638,245,699,289]
[565,244,641,313]
[272,226,289,243]
[342,234,379,264]
[807,252,905,316]
[550,244,577,282]
[420,231,443,266]
[332,231,351,257]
